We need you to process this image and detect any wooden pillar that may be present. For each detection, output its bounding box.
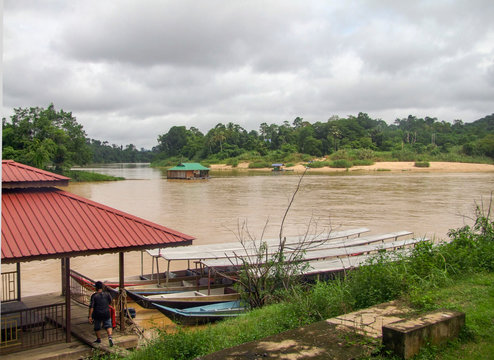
[64,257,71,342]
[61,258,66,296]
[119,252,125,331]
[16,262,21,300]
[140,251,144,279]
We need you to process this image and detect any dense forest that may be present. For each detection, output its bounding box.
[2,104,494,171]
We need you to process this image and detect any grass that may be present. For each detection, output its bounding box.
[61,169,124,182]
[368,272,494,360]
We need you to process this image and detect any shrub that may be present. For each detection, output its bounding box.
[330,159,353,168]
[248,161,271,169]
[414,161,430,167]
[306,161,331,168]
[354,148,375,160]
[61,170,123,182]
[330,149,350,160]
[392,150,417,161]
[352,159,374,166]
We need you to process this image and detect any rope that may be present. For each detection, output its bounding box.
[116,289,146,339]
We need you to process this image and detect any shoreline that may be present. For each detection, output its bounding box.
[209,161,494,173]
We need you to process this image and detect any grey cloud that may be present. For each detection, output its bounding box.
[3,0,494,149]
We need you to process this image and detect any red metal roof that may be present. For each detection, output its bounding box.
[2,160,70,188]
[2,161,195,263]
[2,188,194,262]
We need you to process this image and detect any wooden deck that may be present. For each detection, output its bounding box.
[2,293,139,359]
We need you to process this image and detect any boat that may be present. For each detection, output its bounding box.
[127,281,229,295]
[125,286,240,309]
[70,269,213,291]
[152,300,247,325]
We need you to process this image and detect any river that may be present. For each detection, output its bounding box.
[8,163,494,296]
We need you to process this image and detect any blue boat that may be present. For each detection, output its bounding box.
[152,300,247,325]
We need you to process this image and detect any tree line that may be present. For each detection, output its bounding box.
[154,113,494,163]
[2,104,494,171]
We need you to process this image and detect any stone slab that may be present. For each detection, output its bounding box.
[382,310,465,359]
[326,301,412,338]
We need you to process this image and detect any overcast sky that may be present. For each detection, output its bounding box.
[3,1,494,149]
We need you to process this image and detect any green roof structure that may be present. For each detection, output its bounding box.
[168,163,210,171]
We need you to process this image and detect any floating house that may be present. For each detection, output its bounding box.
[271,163,285,171]
[1,160,194,355]
[167,163,210,180]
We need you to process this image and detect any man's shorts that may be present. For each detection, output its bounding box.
[93,317,112,331]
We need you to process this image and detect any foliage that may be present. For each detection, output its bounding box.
[352,159,374,166]
[4,105,494,167]
[2,104,92,170]
[248,161,271,169]
[415,161,430,167]
[88,140,154,163]
[306,160,331,168]
[61,170,124,182]
[330,159,353,168]
[151,113,494,167]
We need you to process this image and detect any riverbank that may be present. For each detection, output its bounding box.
[209,161,494,173]
[122,214,494,360]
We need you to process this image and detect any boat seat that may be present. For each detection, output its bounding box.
[194,291,207,296]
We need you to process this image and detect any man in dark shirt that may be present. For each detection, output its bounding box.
[88,281,114,347]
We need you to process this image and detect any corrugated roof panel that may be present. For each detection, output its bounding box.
[2,160,70,184]
[168,163,210,171]
[2,188,194,262]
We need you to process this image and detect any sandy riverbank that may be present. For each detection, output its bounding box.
[209,161,494,173]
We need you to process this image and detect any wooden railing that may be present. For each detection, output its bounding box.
[69,269,119,306]
[1,271,19,302]
[0,303,65,354]
[69,269,94,306]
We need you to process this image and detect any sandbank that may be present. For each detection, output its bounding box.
[209,161,494,173]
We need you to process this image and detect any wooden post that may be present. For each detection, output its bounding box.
[140,251,144,279]
[61,258,66,296]
[119,252,125,331]
[16,262,21,300]
[65,257,71,342]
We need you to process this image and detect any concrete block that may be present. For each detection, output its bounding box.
[382,310,465,359]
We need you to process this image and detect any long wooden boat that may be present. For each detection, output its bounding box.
[70,269,212,291]
[126,287,240,309]
[152,300,247,325]
[127,281,229,295]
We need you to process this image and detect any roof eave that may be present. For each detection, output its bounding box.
[2,180,70,189]
[1,239,194,264]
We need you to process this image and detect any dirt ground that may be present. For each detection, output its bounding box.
[198,321,378,360]
[209,161,494,173]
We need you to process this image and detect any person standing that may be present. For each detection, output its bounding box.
[88,281,114,347]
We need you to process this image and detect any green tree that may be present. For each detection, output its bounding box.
[2,104,92,170]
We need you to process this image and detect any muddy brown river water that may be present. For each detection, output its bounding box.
[6,164,494,296]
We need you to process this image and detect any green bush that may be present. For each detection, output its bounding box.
[61,170,123,182]
[391,150,417,161]
[329,159,353,168]
[248,161,271,169]
[354,148,375,160]
[306,161,331,168]
[414,161,430,167]
[352,159,374,166]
